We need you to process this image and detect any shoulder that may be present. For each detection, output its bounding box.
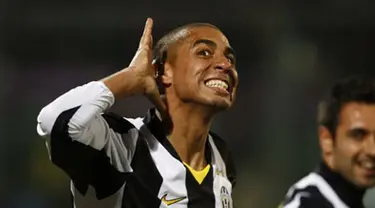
[281,174,334,208]
[209,131,237,186]
[209,131,233,166]
[209,131,231,155]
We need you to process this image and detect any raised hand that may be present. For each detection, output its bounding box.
[129,18,167,116]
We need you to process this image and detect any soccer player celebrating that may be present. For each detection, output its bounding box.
[281,76,375,208]
[36,18,238,208]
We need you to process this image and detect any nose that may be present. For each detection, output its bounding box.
[214,55,232,72]
[364,134,375,157]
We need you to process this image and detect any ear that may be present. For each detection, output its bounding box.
[319,126,334,156]
[159,62,173,85]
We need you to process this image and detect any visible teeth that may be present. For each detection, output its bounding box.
[362,161,375,169]
[205,80,228,90]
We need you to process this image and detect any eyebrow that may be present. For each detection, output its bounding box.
[226,47,236,59]
[192,39,216,48]
[346,127,369,136]
[192,39,236,58]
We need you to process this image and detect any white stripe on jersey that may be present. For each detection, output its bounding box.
[283,192,310,208]
[209,136,233,208]
[72,183,125,208]
[135,121,189,207]
[128,117,234,208]
[285,173,349,208]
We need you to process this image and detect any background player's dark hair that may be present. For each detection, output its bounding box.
[152,23,219,94]
[317,76,375,137]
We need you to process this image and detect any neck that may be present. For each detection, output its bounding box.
[166,101,215,171]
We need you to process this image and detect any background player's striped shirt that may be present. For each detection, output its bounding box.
[37,81,236,208]
[280,162,365,208]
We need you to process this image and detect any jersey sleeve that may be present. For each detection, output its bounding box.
[36,81,140,206]
[281,185,334,208]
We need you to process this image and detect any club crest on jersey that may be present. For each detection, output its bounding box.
[220,186,231,208]
[215,169,224,176]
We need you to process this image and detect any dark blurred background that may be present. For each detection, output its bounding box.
[1,0,375,207]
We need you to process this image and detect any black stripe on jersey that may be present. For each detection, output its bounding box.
[50,107,131,199]
[121,138,163,208]
[283,185,334,208]
[144,109,217,208]
[209,132,237,187]
[185,165,215,208]
[143,109,233,208]
[143,109,181,160]
[101,112,135,134]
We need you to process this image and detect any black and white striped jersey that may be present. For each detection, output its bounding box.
[36,81,236,208]
[280,162,365,208]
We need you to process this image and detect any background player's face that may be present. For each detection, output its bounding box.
[323,102,375,188]
[165,26,238,110]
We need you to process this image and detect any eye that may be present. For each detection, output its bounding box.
[197,49,212,56]
[348,128,368,141]
[227,55,235,64]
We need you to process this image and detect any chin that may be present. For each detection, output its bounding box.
[355,182,375,189]
[204,97,233,110]
[189,89,234,110]
[353,178,375,189]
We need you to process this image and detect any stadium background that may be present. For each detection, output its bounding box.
[1,0,375,207]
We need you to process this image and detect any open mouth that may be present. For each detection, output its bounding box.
[358,161,375,175]
[204,79,230,93]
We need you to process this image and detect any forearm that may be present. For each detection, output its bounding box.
[38,66,146,136]
[102,67,145,100]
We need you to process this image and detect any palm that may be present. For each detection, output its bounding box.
[129,18,166,116]
[129,19,154,78]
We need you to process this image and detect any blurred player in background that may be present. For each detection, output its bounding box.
[36,18,238,208]
[281,76,375,208]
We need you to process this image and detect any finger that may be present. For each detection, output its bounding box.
[139,18,153,48]
[148,90,167,118]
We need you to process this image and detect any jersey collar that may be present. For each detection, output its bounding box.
[142,108,212,164]
[316,161,365,208]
